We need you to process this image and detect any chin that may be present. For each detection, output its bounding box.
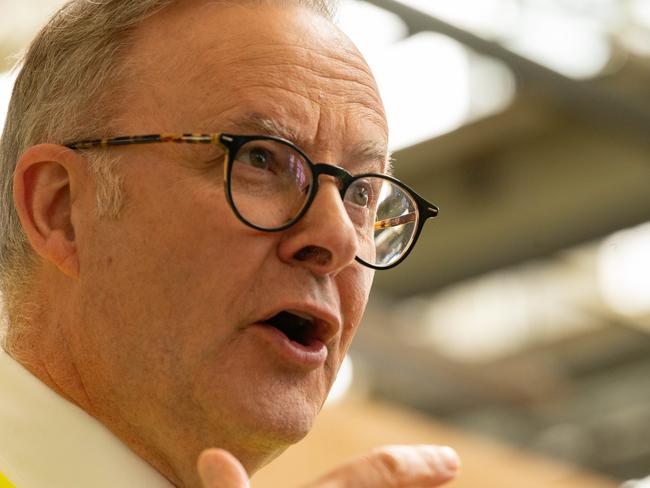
[227,388,322,457]
[211,403,315,475]
[256,400,318,443]
[195,352,333,458]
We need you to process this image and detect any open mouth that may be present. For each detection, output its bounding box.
[265,311,319,347]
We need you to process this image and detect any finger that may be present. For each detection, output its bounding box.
[304,444,460,488]
[197,448,250,488]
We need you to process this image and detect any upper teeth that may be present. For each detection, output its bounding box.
[287,310,314,323]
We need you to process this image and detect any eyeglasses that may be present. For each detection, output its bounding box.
[65,133,439,269]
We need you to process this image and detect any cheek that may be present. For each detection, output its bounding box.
[76,172,270,342]
[338,265,374,351]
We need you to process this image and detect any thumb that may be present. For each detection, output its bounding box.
[198,448,250,488]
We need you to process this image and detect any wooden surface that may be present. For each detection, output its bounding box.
[253,398,618,488]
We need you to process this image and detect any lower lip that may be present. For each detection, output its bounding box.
[249,323,328,368]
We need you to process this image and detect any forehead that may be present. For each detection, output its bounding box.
[119,2,388,168]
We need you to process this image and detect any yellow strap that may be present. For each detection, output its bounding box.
[0,470,16,488]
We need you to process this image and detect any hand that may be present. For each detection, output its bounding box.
[198,444,460,488]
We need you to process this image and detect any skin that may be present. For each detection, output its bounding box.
[11,2,459,487]
[16,2,382,485]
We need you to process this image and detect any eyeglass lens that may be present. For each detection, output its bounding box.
[229,139,419,268]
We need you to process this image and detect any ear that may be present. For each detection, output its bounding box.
[13,144,86,278]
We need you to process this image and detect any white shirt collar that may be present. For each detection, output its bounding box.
[0,348,173,488]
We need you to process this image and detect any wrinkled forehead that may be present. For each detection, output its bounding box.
[116,1,388,162]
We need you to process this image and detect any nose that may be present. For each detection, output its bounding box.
[277,175,359,276]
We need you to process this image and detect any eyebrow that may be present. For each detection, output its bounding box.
[223,113,299,144]
[348,139,392,175]
[222,112,391,174]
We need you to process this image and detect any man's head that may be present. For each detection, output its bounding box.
[1,0,387,485]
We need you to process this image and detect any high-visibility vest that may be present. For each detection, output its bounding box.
[0,470,16,488]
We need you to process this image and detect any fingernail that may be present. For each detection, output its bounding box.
[439,446,461,473]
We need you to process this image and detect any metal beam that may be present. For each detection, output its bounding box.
[366,0,650,142]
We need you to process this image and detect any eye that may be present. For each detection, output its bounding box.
[240,146,273,170]
[347,179,372,207]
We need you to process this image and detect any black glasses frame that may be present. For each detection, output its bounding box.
[65,132,439,270]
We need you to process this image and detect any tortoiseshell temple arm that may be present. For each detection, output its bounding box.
[374,212,417,230]
[65,133,222,150]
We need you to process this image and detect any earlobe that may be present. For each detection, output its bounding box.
[13,144,83,278]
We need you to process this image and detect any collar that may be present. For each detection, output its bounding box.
[0,348,173,488]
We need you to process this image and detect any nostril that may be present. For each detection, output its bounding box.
[294,246,332,266]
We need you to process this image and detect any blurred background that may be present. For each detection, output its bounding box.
[2,0,649,486]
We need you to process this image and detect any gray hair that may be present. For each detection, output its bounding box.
[0,0,338,342]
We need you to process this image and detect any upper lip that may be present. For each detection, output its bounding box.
[256,303,341,345]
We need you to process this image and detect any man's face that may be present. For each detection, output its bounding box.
[70,1,387,479]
